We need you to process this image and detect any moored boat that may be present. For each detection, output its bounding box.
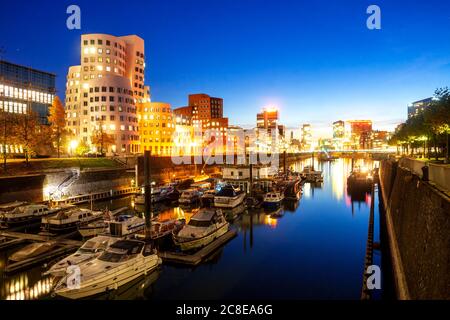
[214,185,245,208]
[178,189,201,205]
[53,239,161,299]
[45,236,118,278]
[0,204,61,228]
[263,191,285,209]
[41,207,104,234]
[173,208,229,251]
[200,189,216,207]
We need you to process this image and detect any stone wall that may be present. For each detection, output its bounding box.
[380,159,450,299]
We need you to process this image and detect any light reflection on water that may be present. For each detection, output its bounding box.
[0,158,379,300]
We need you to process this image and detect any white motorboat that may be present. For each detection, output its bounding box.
[108,215,146,237]
[77,207,129,238]
[173,208,229,251]
[178,189,201,205]
[0,204,61,228]
[53,239,161,299]
[45,236,118,278]
[263,191,285,209]
[41,207,104,234]
[214,185,245,208]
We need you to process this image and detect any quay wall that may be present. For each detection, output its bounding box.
[379,159,450,299]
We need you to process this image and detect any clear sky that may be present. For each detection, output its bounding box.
[1,0,449,136]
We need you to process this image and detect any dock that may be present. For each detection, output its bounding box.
[0,230,84,274]
[160,230,237,265]
[4,244,79,274]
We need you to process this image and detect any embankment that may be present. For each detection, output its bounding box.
[379,159,450,299]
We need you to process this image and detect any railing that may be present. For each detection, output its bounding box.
[398,157,450,192]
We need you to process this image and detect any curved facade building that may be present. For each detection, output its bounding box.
[65,34,146,154]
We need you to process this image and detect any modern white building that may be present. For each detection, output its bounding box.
[65,34,146,155]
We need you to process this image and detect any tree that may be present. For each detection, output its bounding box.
[0,111,16,172]
[12,111,41,165]
[91,122,115,155]
[48,96,67,158]
[427,88,450,163]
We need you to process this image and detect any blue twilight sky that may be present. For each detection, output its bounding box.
[1,0,449,135]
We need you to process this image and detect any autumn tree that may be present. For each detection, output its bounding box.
[48,96,67,158]
[12,111,41,165]
[91,121,115,155]
[0,111,16,172]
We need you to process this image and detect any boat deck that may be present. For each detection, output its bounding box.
[159,230,237,265]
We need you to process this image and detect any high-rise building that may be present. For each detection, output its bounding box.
[408,98,433,119]
[65,34,145,155]
[301,124,312,151]
[137,102,174,156]
[174,94,228,154]
[0,60,55,124]
[372,130,389,150]
[256,108,278,134]
[348,120,372,149]
[333,120,345,139]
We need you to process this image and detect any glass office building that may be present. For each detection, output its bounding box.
[0,60,56,124]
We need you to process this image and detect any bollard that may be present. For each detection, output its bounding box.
[421,166,429,181]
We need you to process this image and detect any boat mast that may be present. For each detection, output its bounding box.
[144,150,152,238]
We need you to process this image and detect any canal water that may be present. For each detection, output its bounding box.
[0,158,387,300]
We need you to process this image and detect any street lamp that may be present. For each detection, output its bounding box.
[69,139,79,157]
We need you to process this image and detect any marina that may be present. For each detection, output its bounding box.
[0,158,389,300]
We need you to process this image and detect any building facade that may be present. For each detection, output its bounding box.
[137,102,174,156]
[407,97,433,119]
[0,60,55,124]
[348,120,372,150]
[65,34,145,155]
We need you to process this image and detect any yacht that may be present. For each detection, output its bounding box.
[9,241,59,262]
[178,189,201,205]
[214,185,245,208]
[45,236,118,278]
[108,215,146,237]
[41,207,104,234]
[200,189,216,207]
[0,204,60,228]
[173,208,229,251]
[301,166,323,182]
[53,239,161,299]
[263,191,285,209]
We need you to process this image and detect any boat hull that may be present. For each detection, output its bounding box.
[214,193,245,208]
[55,256,161,299]
[174,222,229,251]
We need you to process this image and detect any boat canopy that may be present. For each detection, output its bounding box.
[191,209,219,221]
[216,185,239,197]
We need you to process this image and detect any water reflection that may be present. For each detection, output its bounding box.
[0,158,380,300]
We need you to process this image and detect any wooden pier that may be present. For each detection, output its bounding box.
[159,230,237,266]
